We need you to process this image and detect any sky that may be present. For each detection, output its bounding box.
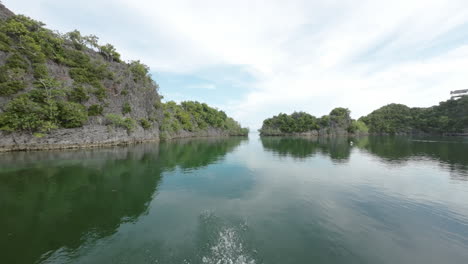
[4,0,468,129]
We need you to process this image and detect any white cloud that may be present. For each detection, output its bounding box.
[5,0,468,129]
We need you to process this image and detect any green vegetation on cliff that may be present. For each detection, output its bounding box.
[260,107,368,135]
[0,10,248,137]
[360,97,468,134]
[260,97,467,136]
[158,101,249,138]
[0,14,125,132]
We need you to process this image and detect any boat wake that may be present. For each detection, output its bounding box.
[201,227,255,264]
[199,212,256,264]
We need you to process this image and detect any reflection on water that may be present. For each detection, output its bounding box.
[0,137,246,264]
[355,136,468,174]
[260,137,352,163]
[261,136,468,174]
[1,135,468,264]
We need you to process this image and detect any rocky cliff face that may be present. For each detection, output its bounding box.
[0,3,14,20]
[0,4,247,152]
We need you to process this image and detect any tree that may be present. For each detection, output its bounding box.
[84,34,99,50]
[65,30,86,49]
[99,43,121,62]
[57,101,88,128]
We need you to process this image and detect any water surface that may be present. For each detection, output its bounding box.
[1,135,468,264]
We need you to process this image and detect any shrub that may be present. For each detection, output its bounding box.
[0,41,9,52]
[348,120,369,134]
[32,78,65,100]
[139,118,152,129]
[120,89,128,96]
[65,30,86,50]
[122,102,132,114]
[154,100,163,109]
[129,60,149,82]
[32,63,48,79]
[0,81,26,96]
[0,32,11,51]
[93,84,107,101]
[99,44,121,62]
[105,114,136,132]
[18,35,46,63]
[175,109,192,131]
[57,101,88,128]
[0,65,27,97]
[68,67,95,83]
[0,95,56,132]
[1,18,28,39]
[88,105,103,116]
[61,49,90,67]
[5,53,28,69]
[69,86,89,103]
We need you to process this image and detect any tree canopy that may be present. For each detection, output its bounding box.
[360,97,468,134]
[260,107,367,135]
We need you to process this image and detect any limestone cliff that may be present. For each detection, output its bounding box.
[0,4,247,151]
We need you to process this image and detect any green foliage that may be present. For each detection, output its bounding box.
[0,16,49,66]
[0,13,250,138]
[84,34,99,49]
[129,60,150,82]
[122,102,132,114]
[0,74,91,133]
[0,66,27,96]
[32,63,48,79]
[328,107,352,129]
[57,101,88,128]
[0,32,12,51]
[360,104,412,134]
[0,14,111,106]
[0,53,29,96]
[0,80,26,96]
[348,120,369,133]
[329,107,350,122]
[67,62,107,83]
[0,94,58,133]
[139,118,152,129]
[60,48,90,67]
[261,112,319,134]
[154,100,163,109]
[0,14,150,135]
[224,117,249,135]
[68,85,89,103]
[88,105,103,116]
[105,114,136,132]
[65,30,86,50]
[99,43,121,62]
[92,84,107,101]
[159,101,248,135]
[0,17,29,39]
[18,35,46,63]
[5,53,28,69]
[318,115,329,128]
[66,58,109,101]
[260,108,356,135]
[32,77,64,98]
[175,108,193,131]
[360,98,468,134]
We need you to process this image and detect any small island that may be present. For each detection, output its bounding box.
[259,97,468,136]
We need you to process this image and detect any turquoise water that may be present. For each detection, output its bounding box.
[1,135,468,264]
